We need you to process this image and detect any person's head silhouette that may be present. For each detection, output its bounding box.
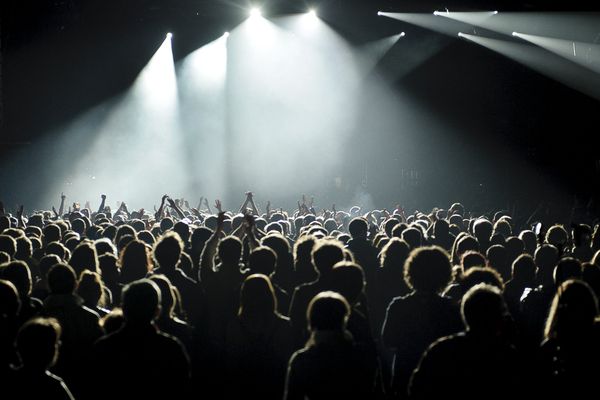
[121,279,161,326]
[16,317,62,372]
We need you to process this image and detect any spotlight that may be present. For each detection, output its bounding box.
[308,9,317,18]
[493,11,499,14]
[223,32,230,38]
[512,31,519,36]
[166,32,173,40]
[399,32,406,38]
[377,11,382,16]
[433,11,440,16]
[458,32,464,38]
[250,8,262,18]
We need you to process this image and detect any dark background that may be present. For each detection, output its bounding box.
[1,0,599,219]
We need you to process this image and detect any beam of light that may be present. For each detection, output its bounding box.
[378,12,474,37]
[472,12,600,42]
[513,32,600,74]
[458,32,600,100]
[358,33,405,73]
[435,11,500,27]
[249,8,262,18]
[30,35,184,209]
[307,9,317,18]
[225,14,365,204]
[176,34,229,198]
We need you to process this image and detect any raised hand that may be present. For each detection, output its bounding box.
[52,206,59,218]
[61,193,66,201]
[167,197,177,208]
[215,199,222,213]
[101,194,106,200]
[217,211,226,230]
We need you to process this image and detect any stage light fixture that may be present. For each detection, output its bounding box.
[250,8,262,18]
[399,32,406,37]
[166,32,173,40]
[308,9,317,18]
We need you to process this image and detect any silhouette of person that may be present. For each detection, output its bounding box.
[382,246,461,397]
[284,291,377,400]
[409,284,522,399]
[225,274,293,400]
[9,317,74,399]
[92,279,190,399]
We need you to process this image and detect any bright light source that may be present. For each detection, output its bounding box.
[250,8,262,18]
[399,32,406,38]
[223,32,230,38]
[308,9,317,18]
[433,11,440,16]
[166,32,173,40]
[493,11,499,14]
[458,32,464,38]
[377,11,382,16]
[512,31,519,36]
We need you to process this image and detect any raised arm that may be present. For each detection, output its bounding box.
[58,193,66,216]
[244,214,261,251]
[97,194,107,214]
[155,194,169,221]
[167,197,186,220]
[247,192,260,216]
[199,212,225,282]
[238,192,251,214]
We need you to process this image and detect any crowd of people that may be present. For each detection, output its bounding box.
[1,191,600,399]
